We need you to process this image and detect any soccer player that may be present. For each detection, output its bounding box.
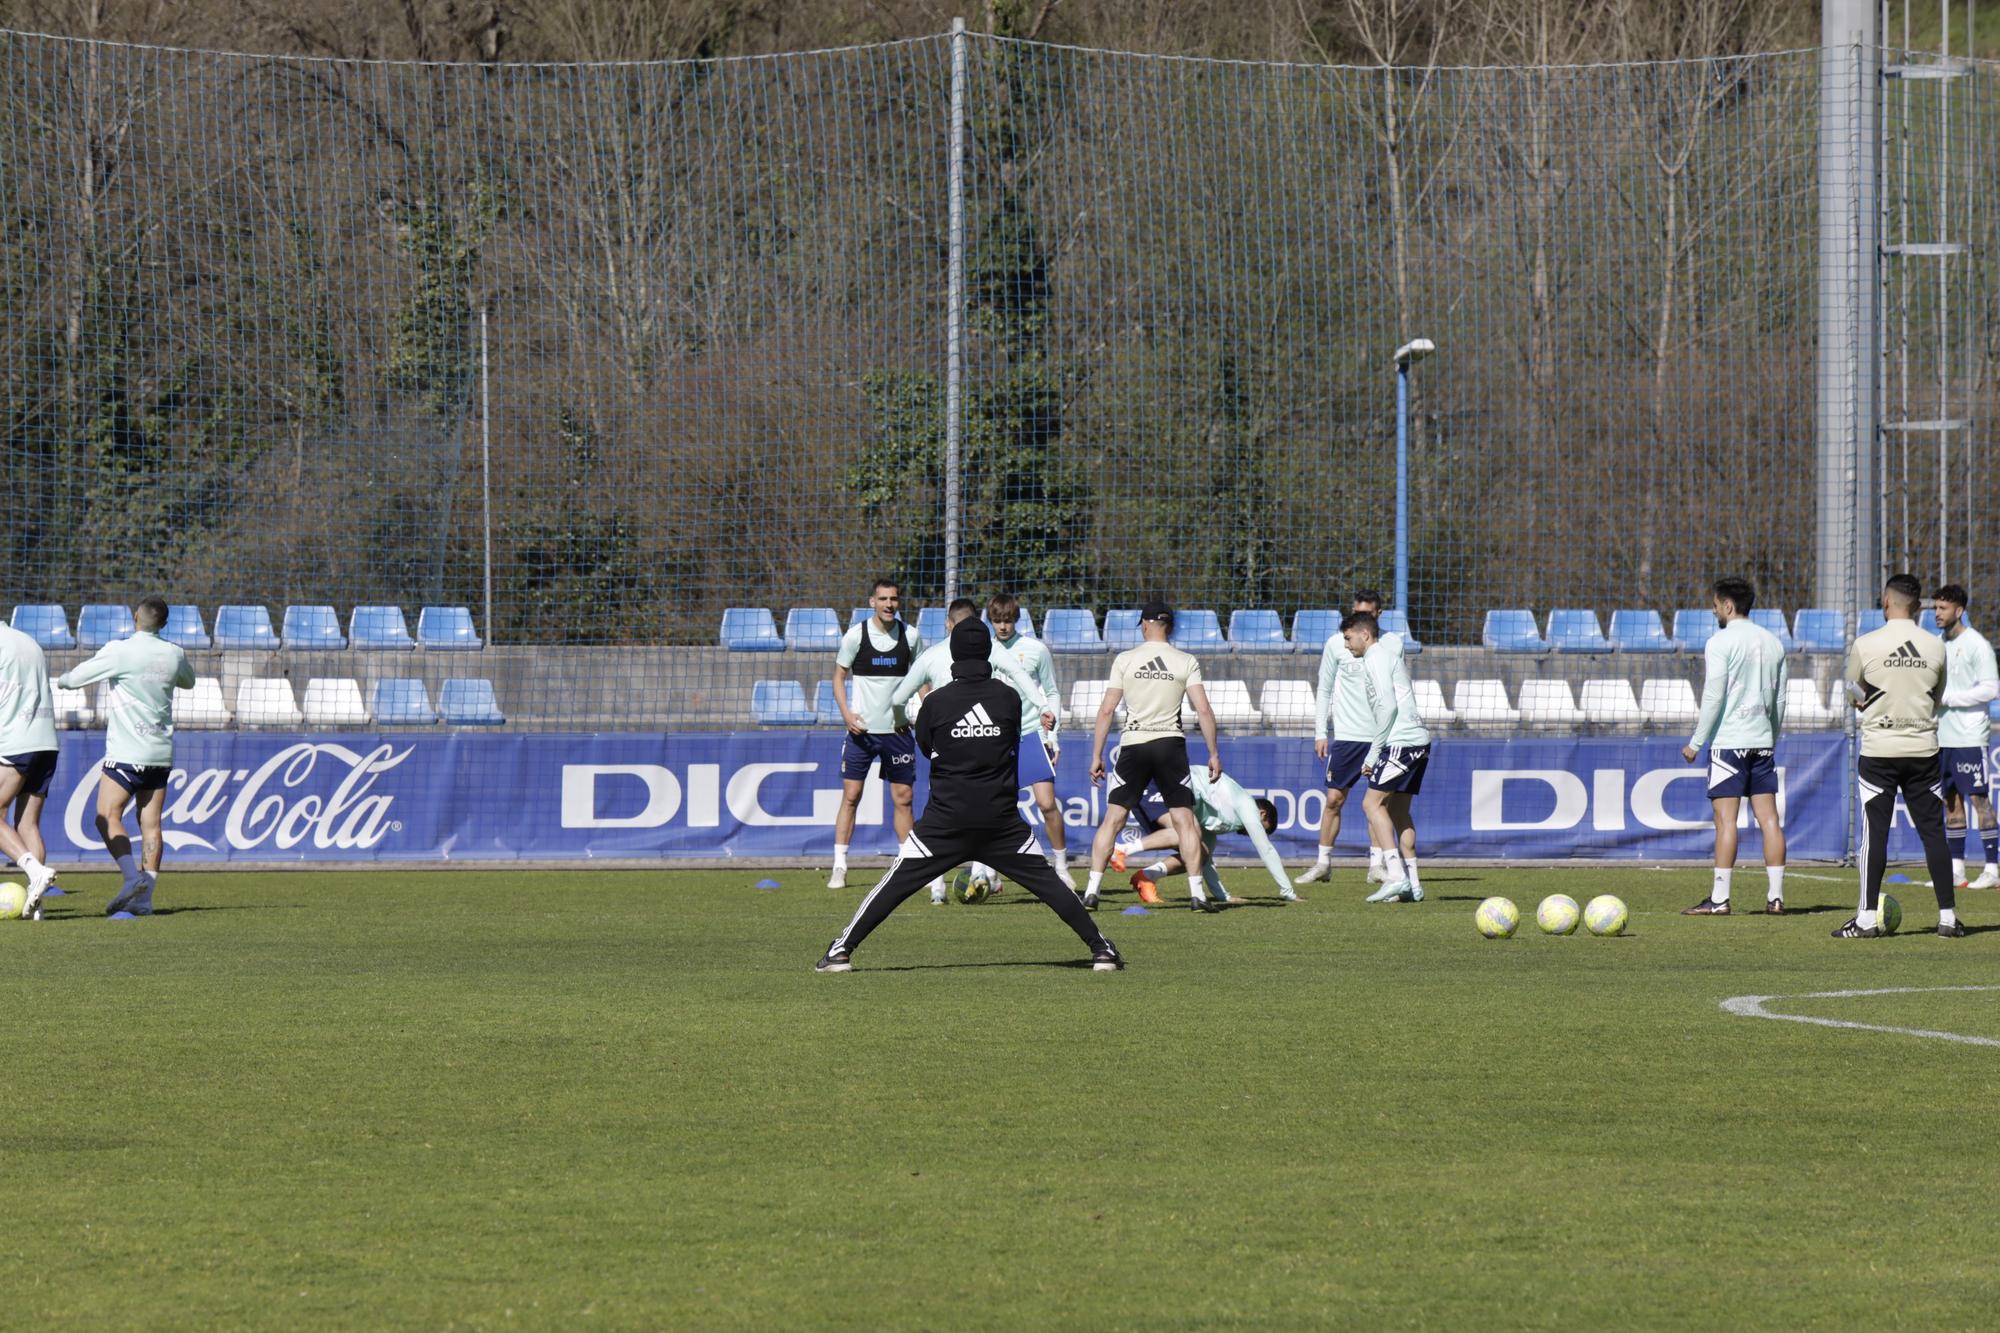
[1836,573,1961,938]
[1296,590,1395,887]
[1081,602,1222,912]
[0,616,61,915]
[988,594,1072,886]
[1931,584,1999,889]
[890,596,1057,902]
[55,596,195,916]
[1680,577,1789,916]
[829,579,922,891]
[815,617,1122,973]
[1121,769,1298,905]
[1345,612,1430,903]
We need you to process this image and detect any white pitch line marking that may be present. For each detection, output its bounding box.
[1721,985,2000,1048]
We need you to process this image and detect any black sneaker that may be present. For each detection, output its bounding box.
[813,948,852,973]
[1682,897,1730,916]
[1765,898,1784,915]
[1938,919,1968,938]
[1830,917,1882,939]
[1091,938,1124,972]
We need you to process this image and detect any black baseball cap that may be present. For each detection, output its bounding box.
[1140,600,1174,623]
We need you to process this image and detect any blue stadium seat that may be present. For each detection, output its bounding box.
[1546,609,1611,653]
[370,678,438,725]
[1377,608,1423,655]
[1482,610,1549,653]
[983,606,1035,638]
[350,605,416,651]
[916,607,950,647]
[214,605,278,651]
[438,678,506,725]
[784,607,844,653]
[1103,609,1143,651]
[850,607,874,626]
[1749,607,1799,653]
[719,607,784,652]
[1989,698,2000,724]
[1290,610,1342,653]
[77,604,134,650]
[752,680,817,726]
[1043,609,1103,653]
[11,605,74,650]
[1169,610,1229,654]
[813,679,849,726]
[416,606,481,651]
[1920,608,1941,635]
[283,605,346,650]
[1857,608,1886,637]
[164,604,211,650]
[1227,609,1291,655]
[1793,609,1845,654]
[1608,609,1678,654]
[1673,609,1719,654]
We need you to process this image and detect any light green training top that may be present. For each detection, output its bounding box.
[1688,617,1788,751]
[57,629,195,766]
[0,623,58,754]
[891,637,1052,731]
[1362,635,1429,769]
[1189,768,1291,896]
[835,619,924,733]
[993,631,1062,740]
[1315,633,1381,743]
[1939,623,1999,749]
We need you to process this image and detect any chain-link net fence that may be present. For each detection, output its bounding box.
[0,28,1993,734]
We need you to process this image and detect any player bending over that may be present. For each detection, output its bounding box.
[1932,584,2000,890]
[0,617,61,915]
[1296,590,1396,887]
[1118,769,1298,906]
[816,617,1121,973]
[1345,612,1430,904]
[56,596,195,916]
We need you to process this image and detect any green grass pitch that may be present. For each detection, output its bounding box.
[4,864,1998,1328]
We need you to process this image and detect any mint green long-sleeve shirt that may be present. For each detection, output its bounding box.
[892,638,1051,733]
[1688,617,1787,752]
[0,624,57,755]
[57,629,195,766]
[1314,634,1378,743]
[1362,636,1429,769]
[1189,769,1292,896]
[994,631,1062,741]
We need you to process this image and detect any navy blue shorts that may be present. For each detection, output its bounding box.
[1017,735,1057,789]
[1940,746,1989,800]
[1324,740,1371,792]
[1368,745,1429,795]
[841,730,916,783]
[0,750,58,799]
[1707,748,1778,800]
[104,762,173,796]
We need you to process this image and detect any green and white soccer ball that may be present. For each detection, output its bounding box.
[1474,896,1519,939]
[950,868,992,905]
[0,882,25,920]
[1537,893,1581,936]
[1880,892,1902,935]
[1583,894,1628,936]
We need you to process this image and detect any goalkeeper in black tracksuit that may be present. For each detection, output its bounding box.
[817,616,1123,973]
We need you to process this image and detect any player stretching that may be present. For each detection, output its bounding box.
[1345,612,1430,903]
[1680,577,1789,916]
[829,579,923,891]
[1296,590,1395,887]
[891,597,1056,901]
[1121,769,1298,905]
[1932,584,2000,890]
[0,617,61,916]
[1081,602,1222,912]
[56,596,194,916]
[987,594,1072,887]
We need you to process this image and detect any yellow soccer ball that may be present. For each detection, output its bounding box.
[1536,894,1581,936]
[1473,896,1519,939]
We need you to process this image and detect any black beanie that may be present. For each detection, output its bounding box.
[950,616,992,661]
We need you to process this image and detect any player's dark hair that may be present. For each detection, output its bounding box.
[1885,573,1922,609]
[1254,797,1278,833]
[1712,577,1754,615]
[987,592,1019,618]
[871,578,900,596]
[1935,583,1969,609]
[1341,610,1379,637]
[1352,590,1384,610]
[945,597,979,624]
[134,596,168,631]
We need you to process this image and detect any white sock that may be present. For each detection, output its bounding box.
[1941,907,1958,927]
[20,854,48,886]
[114,852,138,885]
[1859,908,1878,930]
[1086,870,1103,894]
[1053,848,1068,871]
[832,843,849,869]
[1402,855,1422,890]
[1987,863,1998,876]
[1953,857,1966,882]
[1315,847,1332,867]
[1711,867,1732,904]
[1369,847,1385,870]
[1143,860,1171,879]
[1766,866,1784,901]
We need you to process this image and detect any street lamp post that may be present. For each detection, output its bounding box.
[1393,338,1435,617]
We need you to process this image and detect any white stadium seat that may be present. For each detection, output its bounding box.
[1259,680,1317,730]
[1784,678,1839,730]
[237,677,303,727]
[303,678,370,726]
[1580,679,1646,727]
[1183,679,1261,729]
[1413,679,1455,729]
[1068,679,1119,724]
[1452,679,1519,727]
[173,677,233,729]
[1639,678,1700,727]
[1516,679,1585,729]
[51,682,93,729]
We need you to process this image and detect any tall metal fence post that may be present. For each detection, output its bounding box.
[944,17,968,604]
[480,304,495,647]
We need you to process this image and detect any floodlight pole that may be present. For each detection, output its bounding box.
[1392,339,1434,616]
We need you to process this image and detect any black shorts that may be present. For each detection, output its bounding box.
[1110,736,1193,811]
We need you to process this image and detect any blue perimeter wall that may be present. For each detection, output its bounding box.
[27,731,1930,864]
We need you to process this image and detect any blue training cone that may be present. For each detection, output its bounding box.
[1120,905,1151,916]
[106,911,137,920]
[43,886,65,897]
[753,878,781,889]
[1885,873,1911,884]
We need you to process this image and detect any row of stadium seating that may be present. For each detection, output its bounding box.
[721,606,1421,655]
[9,604,484,652]
[50,677,506,728]
[1480,607,1937,655]
[753,674,1953,732]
